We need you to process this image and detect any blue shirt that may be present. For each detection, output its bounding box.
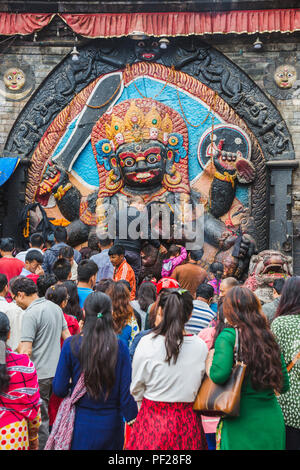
[77,286,93,309]
[20,267,32,276]
[90,249,114,283]
[185,299,216,335]
[53,336,137,433]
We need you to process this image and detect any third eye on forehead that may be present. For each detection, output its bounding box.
[118,147,162,160]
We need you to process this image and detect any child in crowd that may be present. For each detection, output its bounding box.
[207,262,224,313]
[161,244,187,278]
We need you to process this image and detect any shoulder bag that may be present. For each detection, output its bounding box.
[275,349,300,396]
[45,373,87,450]
[193,328,247,417]
[286,350,300,372]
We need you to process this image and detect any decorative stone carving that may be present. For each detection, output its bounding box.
[0,60,35,101]
[3,37,296,269]
[244,250,293,304]
[263,53,300,100]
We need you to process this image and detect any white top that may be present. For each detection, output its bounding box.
[70,260,78,281]
[0,296,24,351]
[130,300,147,330]
[130,332,208,404]
[15,247,44,263]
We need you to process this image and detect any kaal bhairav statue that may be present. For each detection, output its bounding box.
[27,62,258,280]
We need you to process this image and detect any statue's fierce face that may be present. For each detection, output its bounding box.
[134,39,163,62]
[116,140,166,191]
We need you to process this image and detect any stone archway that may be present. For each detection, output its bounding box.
[3,36,296,266]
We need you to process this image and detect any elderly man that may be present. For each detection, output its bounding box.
[219,277,240,299]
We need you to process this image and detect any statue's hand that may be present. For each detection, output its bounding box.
[236,159,255,184]
[237,234,257,259]
[37,165,61,195]
[36,163,70,205]
[219,231,237,250]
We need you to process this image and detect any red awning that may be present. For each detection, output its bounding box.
[0,13,54,36]
[1,9,300,38]
[60,9,300,37]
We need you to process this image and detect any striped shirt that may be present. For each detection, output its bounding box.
[185,299,216,335]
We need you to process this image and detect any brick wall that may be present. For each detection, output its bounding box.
[0,42,70,150]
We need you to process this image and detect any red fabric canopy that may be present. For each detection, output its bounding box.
[1,9,300,38]
[0,13,54,36]
[60,9,300,37]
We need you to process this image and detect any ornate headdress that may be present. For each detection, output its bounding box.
[103,101,173,149]
[91,98,190,197]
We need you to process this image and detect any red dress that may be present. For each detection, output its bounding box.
[126,398,208,450]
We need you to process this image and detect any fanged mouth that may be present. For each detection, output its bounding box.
[262,264,287,276]
[141,53,155,60]
[128,172,152,180]
[135,172,152,179]
[127,170,160,182]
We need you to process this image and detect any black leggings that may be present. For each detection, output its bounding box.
[286,426,300,450]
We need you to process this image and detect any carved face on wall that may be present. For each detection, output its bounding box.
[274,64,297,89]
[116,140,166,191]
[134,38,162,61]
[4,67,26,90]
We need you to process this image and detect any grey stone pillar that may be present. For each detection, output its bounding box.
[266,160,298,272]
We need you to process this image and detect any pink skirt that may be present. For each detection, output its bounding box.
[126,398,208,451]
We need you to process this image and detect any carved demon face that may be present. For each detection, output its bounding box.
[116,140,166,191]
[134,39,163,62]
[248,250,293,285]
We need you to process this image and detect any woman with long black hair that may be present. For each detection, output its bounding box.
[131,281,157,330]
[271,276,300,450]
[210,286,289,450]
[109,281,140,348]
[60,280,83,323]
[51,291,138,450]
[127,288,208,450]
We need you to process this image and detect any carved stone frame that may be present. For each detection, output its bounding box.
[2,37,297,256]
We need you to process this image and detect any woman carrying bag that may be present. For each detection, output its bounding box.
[127,288,208,450]
[46,291,138,450]
[209,286,289,450]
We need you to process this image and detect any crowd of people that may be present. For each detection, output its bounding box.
[0,226,299,451]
